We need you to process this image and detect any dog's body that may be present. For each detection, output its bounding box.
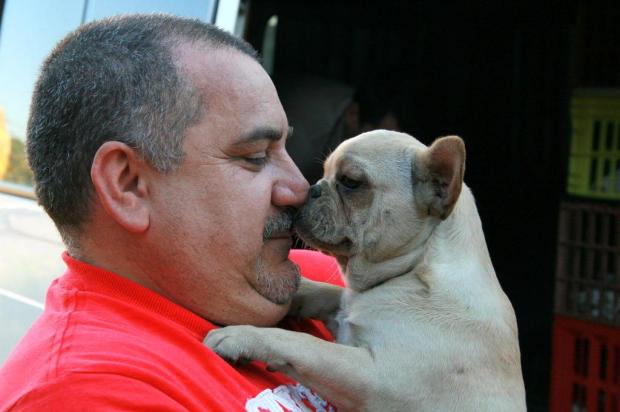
[206,131,526,411]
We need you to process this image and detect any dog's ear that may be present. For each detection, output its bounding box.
[413,135,466,220]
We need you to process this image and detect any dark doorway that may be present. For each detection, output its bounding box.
[244,1,618,410]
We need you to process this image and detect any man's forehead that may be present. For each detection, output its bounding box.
[175,43,259,89]
[174,42,289,146]
[176,43,283,115]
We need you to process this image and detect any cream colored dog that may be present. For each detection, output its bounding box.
[205,130,526,411]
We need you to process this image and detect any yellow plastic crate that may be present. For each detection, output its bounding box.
[567,90,620,200]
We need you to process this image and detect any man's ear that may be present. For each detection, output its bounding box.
[413,135,466,220]
[90,141,151,233]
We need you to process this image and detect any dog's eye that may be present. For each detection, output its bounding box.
[338,175,362,190]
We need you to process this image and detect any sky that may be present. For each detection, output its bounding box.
[0,0,216,140]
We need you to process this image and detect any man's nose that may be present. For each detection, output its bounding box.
[272,154,310,208]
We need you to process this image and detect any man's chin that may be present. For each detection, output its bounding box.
[254,258,301,306]
[248,300,291,327]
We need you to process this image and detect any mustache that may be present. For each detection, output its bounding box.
[263,208,296,240]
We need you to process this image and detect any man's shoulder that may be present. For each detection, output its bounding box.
[0,371,186,411]
[289,249,344,287]
[0,300,216,409]
[55,308,225,384]
[0,317,296,411]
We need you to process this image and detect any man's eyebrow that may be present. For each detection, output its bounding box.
[236,127,282,145]
[235,126,294,146]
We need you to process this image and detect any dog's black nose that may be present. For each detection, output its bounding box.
[309,184,322,198]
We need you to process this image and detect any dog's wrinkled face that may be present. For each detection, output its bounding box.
[295,130,465,264]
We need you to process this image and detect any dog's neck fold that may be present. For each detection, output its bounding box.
[342,209,436,292]
[343,185,494,293]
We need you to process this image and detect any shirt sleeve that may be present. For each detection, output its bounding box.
[9,372,190,411]
[289,249,345,287]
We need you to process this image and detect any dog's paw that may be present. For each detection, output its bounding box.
[204,325,258,364]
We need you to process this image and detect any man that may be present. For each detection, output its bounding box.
[0,15,342,411]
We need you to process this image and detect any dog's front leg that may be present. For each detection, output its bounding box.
[204,326,373,411]
[289,278,343,336]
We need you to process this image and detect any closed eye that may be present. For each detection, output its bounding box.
[244,156,267,167]
[243,153,267,167]
[338,174,362,190]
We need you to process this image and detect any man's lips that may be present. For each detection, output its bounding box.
[265,232,294,240]
[267,232,293,240]
[264,233,294,257]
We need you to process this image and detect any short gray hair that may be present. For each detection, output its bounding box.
[26,14,258,241]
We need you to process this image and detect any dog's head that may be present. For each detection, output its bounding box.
[295,130,465,272]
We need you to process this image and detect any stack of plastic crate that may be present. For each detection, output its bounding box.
[551,89,620,412]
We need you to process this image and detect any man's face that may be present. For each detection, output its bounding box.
[145,45,309,326]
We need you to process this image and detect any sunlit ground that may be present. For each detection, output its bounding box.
[0,192,64,364]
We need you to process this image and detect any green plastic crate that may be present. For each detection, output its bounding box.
[567,89,620,200]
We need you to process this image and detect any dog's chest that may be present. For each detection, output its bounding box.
[334,276,431,347]
[334,288,393,346]
[334,290,357,345]
[334,310,352,344]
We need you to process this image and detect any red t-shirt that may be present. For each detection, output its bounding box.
[0,249,343,411]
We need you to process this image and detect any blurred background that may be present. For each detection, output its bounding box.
[1,1,619,411]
